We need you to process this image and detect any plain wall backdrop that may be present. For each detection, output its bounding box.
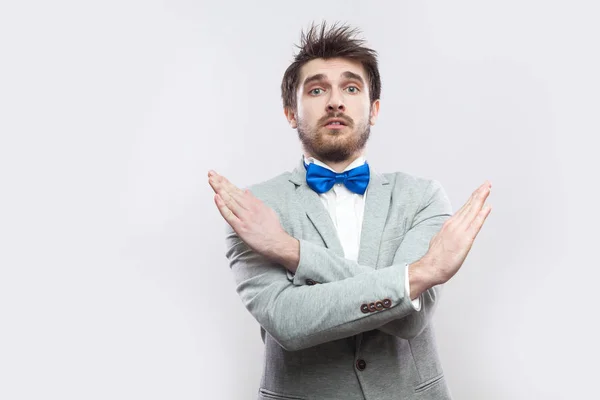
[1,0,599,399]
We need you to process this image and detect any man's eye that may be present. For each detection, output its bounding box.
[310,88,323,95]
[346,86,359,93]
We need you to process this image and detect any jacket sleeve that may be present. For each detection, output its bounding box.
[290,179,453,340]
[225,225,421,351]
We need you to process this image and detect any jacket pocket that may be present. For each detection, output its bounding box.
[258,388,306,400]
[414,373,445,393]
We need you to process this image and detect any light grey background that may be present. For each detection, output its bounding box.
[1,0,598,399]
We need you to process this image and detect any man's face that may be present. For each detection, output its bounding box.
[285,57,380,163]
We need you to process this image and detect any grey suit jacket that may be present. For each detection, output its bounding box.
[224,158,454,400]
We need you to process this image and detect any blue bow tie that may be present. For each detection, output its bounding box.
[304,161,370,195]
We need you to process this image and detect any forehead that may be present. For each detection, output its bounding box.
[298,57,368,85]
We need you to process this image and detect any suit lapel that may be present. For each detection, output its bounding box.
[357,170,391,268]
[288,157,392,264]
[289,159,344,257]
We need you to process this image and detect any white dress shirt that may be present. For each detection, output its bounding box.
[303,155,421,310]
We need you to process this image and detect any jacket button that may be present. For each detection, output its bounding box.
[356,359,367,371]
[368,302,377,312]
[375,301,384,310]
[382,298,392,308]
[360,304,369,313]
[306,279,316,285]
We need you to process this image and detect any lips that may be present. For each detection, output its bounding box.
[323,118,348,127]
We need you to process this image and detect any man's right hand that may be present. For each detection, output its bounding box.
[418,181,493,288]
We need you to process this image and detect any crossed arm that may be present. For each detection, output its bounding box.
[288,180,452,340]
[208,171,491,351]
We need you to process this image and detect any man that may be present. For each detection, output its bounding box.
[208,22,491,400]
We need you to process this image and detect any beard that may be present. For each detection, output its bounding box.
[297,113,371,164]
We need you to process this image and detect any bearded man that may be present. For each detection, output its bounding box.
[208,22,492,400]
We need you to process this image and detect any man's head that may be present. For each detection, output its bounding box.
[281,22,381,164]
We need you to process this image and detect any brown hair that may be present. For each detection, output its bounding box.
[281,21,381,112]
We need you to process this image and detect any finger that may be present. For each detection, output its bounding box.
[209,173,249,211]
[209,171,244,196]
[466,204,492,239]
[214,193,241,228]
[208,175,219,194]
[454,181,491,225]
[218,174,244,195]
[207,171,224,194]
[462,184,491,228]
[453,182,486,219]
[452,191,475,222]
[218,175,249,208]
[209,175,247,218]
[218,186,248,219]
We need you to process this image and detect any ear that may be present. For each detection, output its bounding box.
[284,107,298,128]
[369,99,380,126]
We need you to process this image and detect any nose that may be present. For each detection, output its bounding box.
[326,90,346,112]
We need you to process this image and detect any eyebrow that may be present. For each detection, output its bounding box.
[302,71,366,87]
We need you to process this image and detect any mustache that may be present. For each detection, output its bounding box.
[318,113,354,127]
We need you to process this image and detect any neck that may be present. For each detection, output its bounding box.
[304,151,364,173]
